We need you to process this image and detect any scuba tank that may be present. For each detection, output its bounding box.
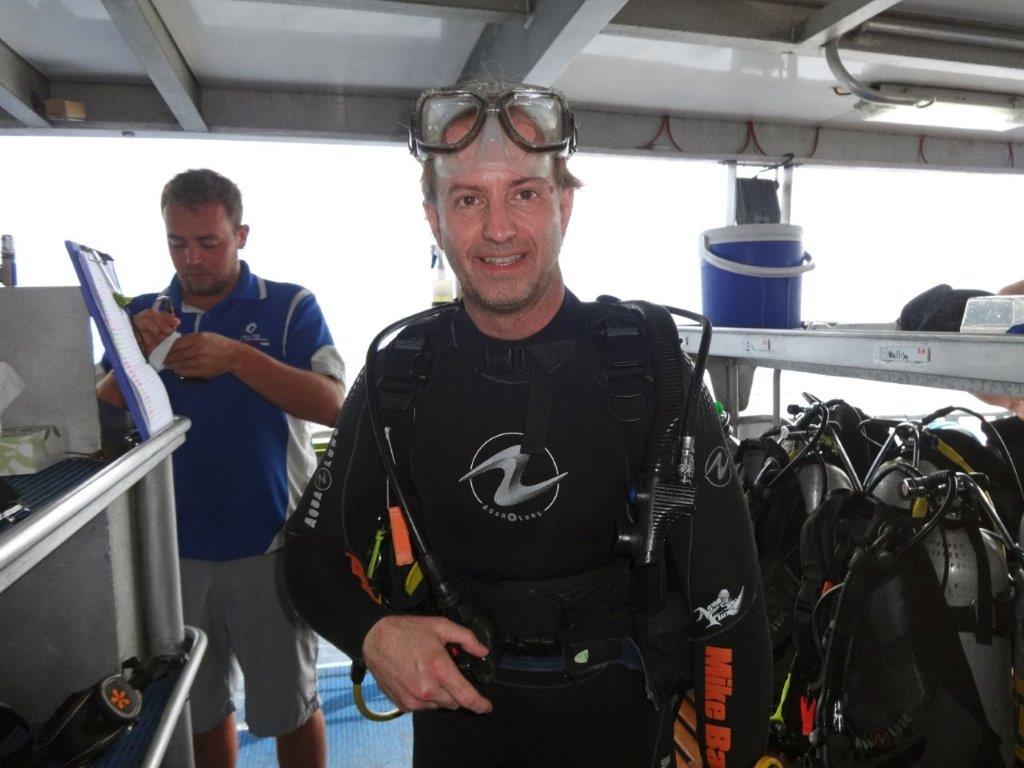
[794,462,852,521]
[873,462,1014,767]
[807,425,1018,768]
[869,420,1019,766]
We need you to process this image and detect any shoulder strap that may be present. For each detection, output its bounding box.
[584,300,651,423]
[376,310,454,429]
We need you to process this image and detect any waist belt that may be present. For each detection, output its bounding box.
[453,559,639,654]
[499,637,645,673]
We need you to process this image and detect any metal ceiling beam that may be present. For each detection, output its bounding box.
[0,37,48,128]
[606,0,1024,78]
[19,83,412,141]
[608,0,803,51]
[462,0,630,84]
[98,0,207,132]
[795,0,904,47]
[202,88,411,141]
[3,82,1022,176]
[244,0,527,22]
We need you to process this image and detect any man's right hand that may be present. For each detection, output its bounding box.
[132,308,180,356]
[362,615,493,714]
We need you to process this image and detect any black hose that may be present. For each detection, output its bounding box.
[364,303,456,592]
[864,460,922,496]
[363,302,497,681]
[768,404,830,489]
[664,304,713,446]
[922,406,1024,509]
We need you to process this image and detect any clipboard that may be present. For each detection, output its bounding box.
[66,240,173,440]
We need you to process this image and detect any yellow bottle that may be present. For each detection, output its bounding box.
[431,245,453,306]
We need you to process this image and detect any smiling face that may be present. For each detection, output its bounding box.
[163,201,249,309]
[424,113,574,338]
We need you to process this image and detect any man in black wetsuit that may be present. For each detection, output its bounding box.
[284,81,771,767]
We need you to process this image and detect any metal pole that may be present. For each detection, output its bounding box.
[725,161,737,225]
[134,455,194,768]
[773,368,782,426]
[727,360,741,428]
[864,18,1024,52]
[140,627,206,768]
[780,164,793,225]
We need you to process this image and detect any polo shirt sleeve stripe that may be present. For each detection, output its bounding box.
[282,288,312,360]
[312,345,345,383]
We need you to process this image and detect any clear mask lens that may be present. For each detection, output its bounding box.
[502,93,565,148]
[433,113,553,179]
[419,95,482,148]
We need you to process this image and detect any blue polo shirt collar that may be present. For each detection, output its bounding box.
[164,260,265,312]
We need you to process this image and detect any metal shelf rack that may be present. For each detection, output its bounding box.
[0,417,198,768]
[679,327,1024,424]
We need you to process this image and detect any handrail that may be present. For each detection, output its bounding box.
[0,417,190,587]
[140,626,208,768]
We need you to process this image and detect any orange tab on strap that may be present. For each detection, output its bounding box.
[388,505,414,566]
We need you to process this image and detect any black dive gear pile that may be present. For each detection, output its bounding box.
[740,397,1024,768]
[284,291,772,768]
[0,652,186,768]
[812,472,1022,768]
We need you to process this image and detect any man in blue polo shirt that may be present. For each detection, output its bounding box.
[97,168,343,768]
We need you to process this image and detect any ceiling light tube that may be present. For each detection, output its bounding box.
[856,86,1024,132]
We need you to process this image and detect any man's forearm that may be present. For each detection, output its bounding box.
[999,280,1024,295]
[96,372,126,409]
[231,342,344,426]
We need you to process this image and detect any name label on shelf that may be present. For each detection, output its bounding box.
[878,344,931,364]
[744,337,773,354]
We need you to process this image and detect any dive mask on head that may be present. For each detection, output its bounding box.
[408,84,577,162]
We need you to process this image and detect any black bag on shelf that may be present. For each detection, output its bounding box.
[896,283,991,332]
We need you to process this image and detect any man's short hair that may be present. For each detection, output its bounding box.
[161,168,243,229]
[420,156,582,202]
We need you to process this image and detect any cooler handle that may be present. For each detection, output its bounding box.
[699,235,815,278]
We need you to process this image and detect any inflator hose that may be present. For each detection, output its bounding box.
[363,302,498,683]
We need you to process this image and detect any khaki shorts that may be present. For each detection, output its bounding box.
[180,550,320,737]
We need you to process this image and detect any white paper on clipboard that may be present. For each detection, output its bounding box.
[66,241,173,440]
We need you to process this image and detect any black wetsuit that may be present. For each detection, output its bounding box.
[285,292,771,767]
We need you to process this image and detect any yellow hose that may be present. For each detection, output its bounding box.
[352,682,403,722]
[754,757,785,768]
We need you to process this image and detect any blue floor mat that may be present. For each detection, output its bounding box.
[237,666,412,768]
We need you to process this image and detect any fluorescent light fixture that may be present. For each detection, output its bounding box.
[855,86,1024,132]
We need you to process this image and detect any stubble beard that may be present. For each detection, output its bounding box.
[451,231,565,318]
[182,272,232,297]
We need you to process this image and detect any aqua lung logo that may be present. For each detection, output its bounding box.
[460,432,567,523]
[245,322,258,334]
[304,437,337,529]
[705,446,732,488]
[314,466,332,492]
